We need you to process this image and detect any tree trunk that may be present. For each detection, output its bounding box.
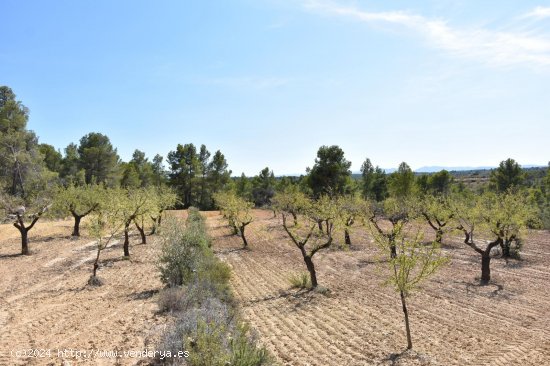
[20,227,29,255]
[400,290,413,350]
[501,240,511,259]
[344,229,351,246]
[292,212,298,226]
[481,255,491,285]
[239,225,248,248]
[135,222,146,244]
[72,215,82,237]
[303,255,318,288]
[123,226,130,257]
[435,229,443,244]
[317,221,323,231]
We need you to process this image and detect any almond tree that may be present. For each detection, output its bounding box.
[149,185,178,235]
[53,183,103,236]
[479,190,537,260]
[336,195,365,247]
[119,188,153,257]
[214,191,254,248]
[279,194,335,289]
[451,192,516,285]
[87,189,125,285]
[373,229,448,349]
[367,197,418,258]
[272,188,310,226]
[1,194,51,255]
[420,194,454,244]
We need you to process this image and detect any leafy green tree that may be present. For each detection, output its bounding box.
[373,229,448,350]
[307,145,352,198]
[0,86,52,197]
[149,185,178,235]
[120,162,141,188]
[479,191,537,260]
[87,189,125,285]
[360,158,388,201]
[252,167,276,207]
[272,187,310,226]
[279,196,336,288]
[53,184,104,236]
[452,193,527,285]
[39,143,63,173]
[388,162,415,198]
[151,154,167,186]
[367,197,418,258]
[420,195,454,243]
[489,158,525,192]
[60,143,86,185]
[128,149,155,187]
[168,143,200,208]
[198,144,212,208]
[207,150,231,206]
[214,192,254,248]
[235,173,253,201]
[0,193,52,255]
[336,195,365,246]
[118,188,155,257]
[428,170,452,194]
[77,132,120,186]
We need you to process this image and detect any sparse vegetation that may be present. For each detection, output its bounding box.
[155,208,273,365]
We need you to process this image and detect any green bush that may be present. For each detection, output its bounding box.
[156,208,273,365]
[288,272,311,289]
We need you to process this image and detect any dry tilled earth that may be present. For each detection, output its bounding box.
[0,220,168,365]
[208,209,550,366]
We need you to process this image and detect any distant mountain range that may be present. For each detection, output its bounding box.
[348,164,546,175]
[413,165,546,173]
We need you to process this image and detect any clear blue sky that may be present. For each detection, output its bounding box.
[1,0,549,175]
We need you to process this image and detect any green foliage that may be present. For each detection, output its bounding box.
[489,158,525,192]
[158,216,209,287]
[168,143,231,209]
[478,190,538,258]
[38,143,63,173]
[229,323,273,366]
[307,145,352,198]
[378,232,449,296]
[420,194,454,243]
[0,86,56,199]
[156,208,272,365]
[214,191,254,246]
[288,272,312,289]
[252,167,276,207]
[388,162,415,198]
[360,158,388,201]
[77,132,120,186]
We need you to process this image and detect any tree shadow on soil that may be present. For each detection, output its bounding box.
[0,253,24,259]
[385,349,433,366]
[130,289,159,300]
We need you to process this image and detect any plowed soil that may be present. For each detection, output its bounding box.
[209,210,550,366]
[1,210,549,366]
[0,219,167,365]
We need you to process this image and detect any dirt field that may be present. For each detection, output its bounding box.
[0,219,167,365]
[209,210,550,366]
[1,210,549,366]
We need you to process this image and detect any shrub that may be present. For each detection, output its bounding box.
[155,208,273,365]
[288,272,311,289]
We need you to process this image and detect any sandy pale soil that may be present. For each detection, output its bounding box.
[209,210,550,366]
[0,219,167,366]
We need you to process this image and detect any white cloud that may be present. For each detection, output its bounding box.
[304,0,550,68]
[522,6,550,19]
